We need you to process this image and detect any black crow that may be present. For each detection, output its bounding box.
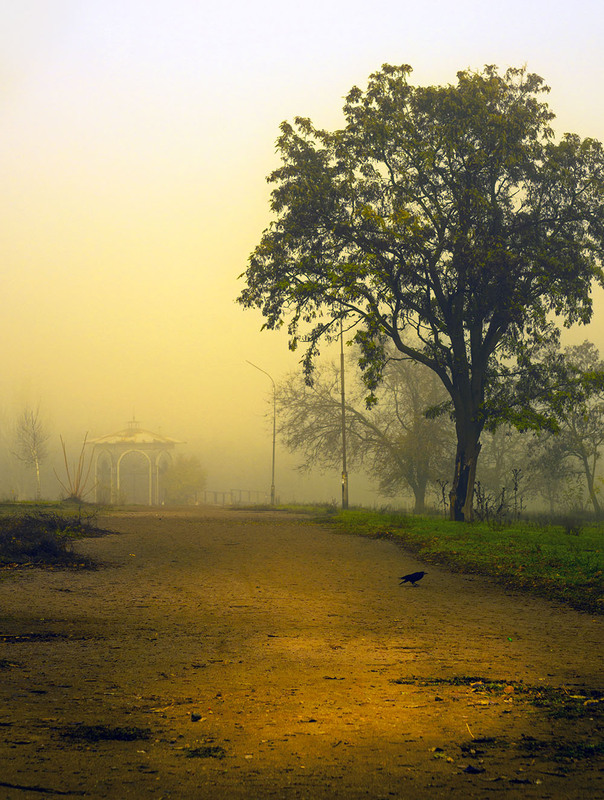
[399,570,426,586]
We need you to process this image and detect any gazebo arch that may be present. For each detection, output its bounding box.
[89,419,180,505]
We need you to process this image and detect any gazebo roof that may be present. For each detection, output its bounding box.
[89,419,180,447]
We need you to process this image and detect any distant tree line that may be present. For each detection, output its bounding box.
[275,340,604,518]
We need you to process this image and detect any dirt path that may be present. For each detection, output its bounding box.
[0,508,602,799]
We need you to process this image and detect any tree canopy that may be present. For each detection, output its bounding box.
[238,64,604,519]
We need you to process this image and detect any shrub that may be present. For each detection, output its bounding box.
[0,511,102,567]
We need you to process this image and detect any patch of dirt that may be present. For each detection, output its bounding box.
[0,507,602,798]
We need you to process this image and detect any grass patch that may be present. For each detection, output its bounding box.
[0,508,111,569]
[238,502,340,516]
[530,687,604,720]
[520,734,604,762]
[185,744,227,759]
[390,675,603,719]
[322,509,604,613]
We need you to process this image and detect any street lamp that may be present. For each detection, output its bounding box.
[340,317,349,509]
[246,360,276,506]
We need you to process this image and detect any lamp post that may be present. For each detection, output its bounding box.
[246,360,276,506]
[340,316,349,509]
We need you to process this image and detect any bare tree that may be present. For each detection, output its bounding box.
[525,433,581,514]
[12,406,50,500]
[538,342,604,516]
[277,354,453,512]
[501,340,604,515]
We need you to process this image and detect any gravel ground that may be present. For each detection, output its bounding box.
[0,507,602,799]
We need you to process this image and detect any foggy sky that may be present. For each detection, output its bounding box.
[1,0,604,503]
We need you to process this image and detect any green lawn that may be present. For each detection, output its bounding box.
[317,509,603,614]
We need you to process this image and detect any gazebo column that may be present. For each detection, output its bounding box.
[153,459,159,505]
[148,458,153,506]
[112,457,119,504]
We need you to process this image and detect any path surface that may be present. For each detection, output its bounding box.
[0,508,602,799]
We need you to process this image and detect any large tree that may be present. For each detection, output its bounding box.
[238,64,604,520]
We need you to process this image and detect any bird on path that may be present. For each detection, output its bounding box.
[399,570,427,586]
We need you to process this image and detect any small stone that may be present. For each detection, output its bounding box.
[464,764,485,774]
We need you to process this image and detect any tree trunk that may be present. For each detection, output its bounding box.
[581,454,601,517]
[412,479,427,514]
[449,432,482,521]
[35,457,41,501]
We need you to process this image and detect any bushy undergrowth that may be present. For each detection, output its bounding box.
[321,509,604,614]
[0,508,106,568]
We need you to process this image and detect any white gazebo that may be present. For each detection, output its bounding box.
[89,419,180,505]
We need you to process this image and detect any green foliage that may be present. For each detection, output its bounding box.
[324,509,604,613]
[277,502,339,516]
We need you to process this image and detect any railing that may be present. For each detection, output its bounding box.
[202,489,275,506]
